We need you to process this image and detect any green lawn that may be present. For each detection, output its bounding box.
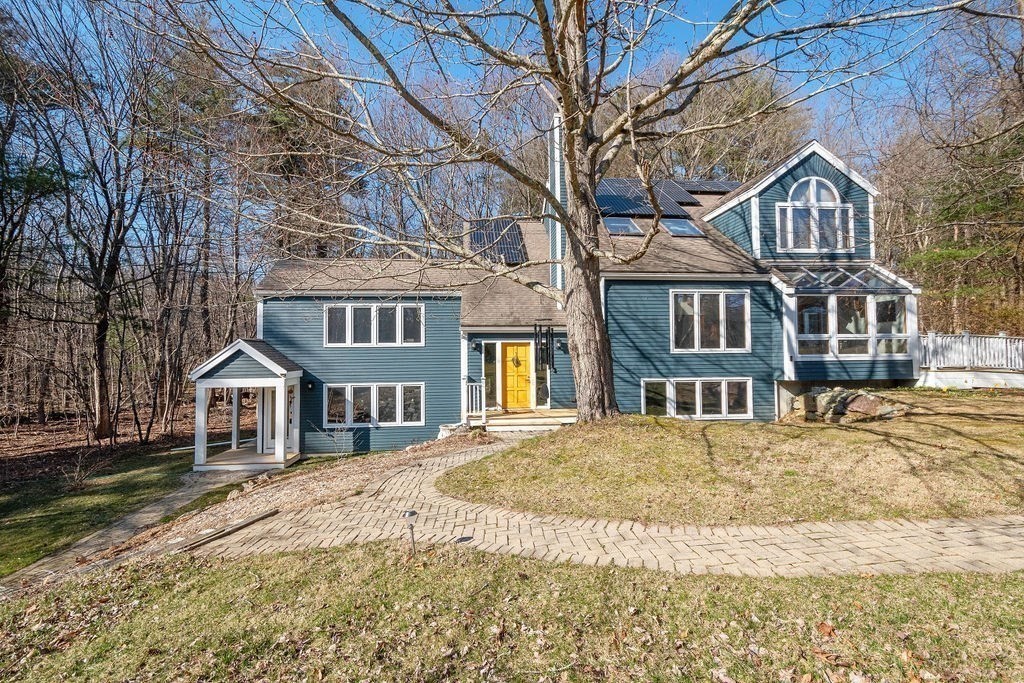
[1,542,1021,681]
[438,390,1024,526]
[0,450,193,577]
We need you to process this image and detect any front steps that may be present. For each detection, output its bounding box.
[468,408,578,432]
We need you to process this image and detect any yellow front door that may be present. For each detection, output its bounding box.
[502,342,532,409]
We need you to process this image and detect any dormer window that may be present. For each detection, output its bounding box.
[776,177,854,252]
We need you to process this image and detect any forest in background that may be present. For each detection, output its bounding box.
[0,0,1022,444]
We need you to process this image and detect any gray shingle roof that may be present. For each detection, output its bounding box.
[675,179,742,193]
[254,196,769,329]
[255,259,476,295]
[241,339,303,373]
[599,216,767,275]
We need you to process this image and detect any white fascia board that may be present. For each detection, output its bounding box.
[869,264,922,294]
[461,325,567,333]
[769,273,795,294]
[188,339,291,381]
[252,289,462,298]
[602,272,772,281]
[703,141,879,223]
[750,195,761,259]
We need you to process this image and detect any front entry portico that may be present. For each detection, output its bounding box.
[189,339,304,471]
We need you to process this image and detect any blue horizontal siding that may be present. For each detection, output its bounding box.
[708,201,753,255]
[605,280,783,421]
[200,351,277,380]
[758,153,873,263]
[261,295,462,454]
[794,358,916,381]
[466,332,576,409]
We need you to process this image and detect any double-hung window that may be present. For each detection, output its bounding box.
[776,177,854,252]
[795,294,910,357]
[324,383,424,427]
[642,378,752,419]
[324,303,424,347]
[671,290,749,352]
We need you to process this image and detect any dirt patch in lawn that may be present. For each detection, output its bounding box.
[438,389,1024,526]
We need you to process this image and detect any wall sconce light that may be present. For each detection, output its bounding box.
[555,339,567,352]
[471,340,483,352]
[304,380,315,391]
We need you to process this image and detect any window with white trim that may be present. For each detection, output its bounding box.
[671,290,749,352]
[324,383,425,427]
[795,294,910,357]
[642,378,752,419]
[776,177,854,252]
[324,303,424,347]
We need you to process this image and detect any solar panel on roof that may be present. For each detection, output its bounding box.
[596,178,696,217]
[470,218,527,264]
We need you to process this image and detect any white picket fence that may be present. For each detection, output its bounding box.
[922,331,1024,371]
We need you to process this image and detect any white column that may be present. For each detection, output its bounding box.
[289,379,300,453]
[781,294,797,381]
[231,387,240,450]
[195,383,208,466]
[275,379,287,463]
[255,388,265,453]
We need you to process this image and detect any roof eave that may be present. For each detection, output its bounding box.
[703,141,879,222]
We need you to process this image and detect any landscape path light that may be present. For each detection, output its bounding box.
[401,509,418,555]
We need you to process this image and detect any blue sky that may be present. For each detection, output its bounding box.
[223,0,964,171]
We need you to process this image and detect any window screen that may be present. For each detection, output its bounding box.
[402,385,423,423]
[326,306,346,345]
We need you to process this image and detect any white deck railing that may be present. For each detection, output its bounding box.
[466,382,486,424]
[922,331,1024,371]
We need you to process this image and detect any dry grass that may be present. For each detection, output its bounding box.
[2,542,1022,681]
[438,390,1024,526]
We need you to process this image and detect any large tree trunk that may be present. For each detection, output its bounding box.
[562,240,618,422]
[92,294,114,440]
[199,153,213,354]
[560,124,618,421]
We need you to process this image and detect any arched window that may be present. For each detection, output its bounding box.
[777,177,854,252]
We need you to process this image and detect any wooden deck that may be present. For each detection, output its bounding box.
[194,446,302,472]
[469,408,578,431]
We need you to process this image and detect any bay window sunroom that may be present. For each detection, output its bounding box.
[788,267,918,360]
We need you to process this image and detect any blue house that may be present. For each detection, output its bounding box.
[189,139,921,470]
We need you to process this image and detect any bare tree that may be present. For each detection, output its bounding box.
[876,1,1024,333]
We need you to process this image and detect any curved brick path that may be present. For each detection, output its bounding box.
[195,435,1024,577]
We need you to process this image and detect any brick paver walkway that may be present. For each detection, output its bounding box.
[195,436,1024,577]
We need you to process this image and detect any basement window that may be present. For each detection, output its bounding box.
[323,383,425,427]
[641,378,753,419]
